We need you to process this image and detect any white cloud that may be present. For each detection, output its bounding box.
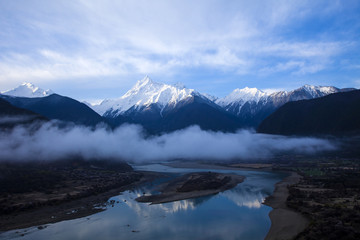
[260,61,305,75]
[258,41,347,58]
[0,0,358,93]
[0,123,336,162]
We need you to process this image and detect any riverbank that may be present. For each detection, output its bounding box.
[0,170,162,232]
[164,161,273,171]
[264,172,309,240]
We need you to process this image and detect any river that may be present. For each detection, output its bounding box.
[0,163,286,240]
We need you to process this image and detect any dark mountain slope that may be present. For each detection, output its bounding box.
[160,96,242,133]
[0,94,105,127]
[105,96,242,133]
[219,85,356,129]
[257,90,360,136]
[0,97,47,128]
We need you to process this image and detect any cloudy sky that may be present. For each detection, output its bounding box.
[1,0,359,101]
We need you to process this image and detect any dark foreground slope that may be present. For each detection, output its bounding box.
[0,94,105,127]
[257,90,360,136]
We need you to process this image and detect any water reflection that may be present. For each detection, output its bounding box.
[0,165,285,240]
[222,185,266,209]
[117,190,197,216]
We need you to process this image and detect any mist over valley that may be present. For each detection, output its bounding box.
[1,1,360,239]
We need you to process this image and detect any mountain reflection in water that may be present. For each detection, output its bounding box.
[0,165,286,240]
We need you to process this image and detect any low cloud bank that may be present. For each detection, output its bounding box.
[0,121,337,162]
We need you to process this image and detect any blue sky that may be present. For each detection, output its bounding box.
[0,0,360,102]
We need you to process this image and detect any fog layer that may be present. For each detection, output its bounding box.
[0,122,336,162]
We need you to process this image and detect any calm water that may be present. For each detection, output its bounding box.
[0,164,286,240]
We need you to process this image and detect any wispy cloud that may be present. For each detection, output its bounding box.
[0,0,359,96]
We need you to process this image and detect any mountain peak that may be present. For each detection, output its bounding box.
[22,82,36,88]
[92,77,197,116]
[133,76,186,90]
[301,84,319,92]
[124,76,164,98]
[233,87,265,96]
[216,87,267,107]
[1,82,53,98]
[297,84,339,98]
[136,75,153,86]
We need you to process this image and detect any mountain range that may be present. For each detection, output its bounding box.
[0,77,357,134]
[89,76,355,131]
[258,90,360,136]
[0,98,47,128]
[215,84,355,127]
[1,82,53,98]
[0,94,104,127]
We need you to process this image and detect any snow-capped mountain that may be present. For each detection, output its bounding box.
[300,84,338,97]
[216,85,339,111]
[90,76,240,133]
[90,76,355,130]
[2,78,356,132]
[258,89,360,135]
[1,83,53,98]
[92,76,205,117]
[216,87,267,113]
[263,84,343,110]
[202,93,218,102]
[216,84,355,128]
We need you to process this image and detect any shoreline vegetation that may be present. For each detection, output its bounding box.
[284,159,360,239]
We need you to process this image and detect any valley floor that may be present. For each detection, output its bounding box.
[165,158,360,239]
[2,158,360,239]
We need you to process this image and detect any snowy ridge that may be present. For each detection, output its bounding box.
[2,79,351,120]
[1,82,53,98]
[91,79,350,117]
[263,85,338,102]
[202,93,218,102]
[299,84,338,97]
[214,84,350,117]
[216,87,268,107]
[217,85,341,107]
[92,76,198,116]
